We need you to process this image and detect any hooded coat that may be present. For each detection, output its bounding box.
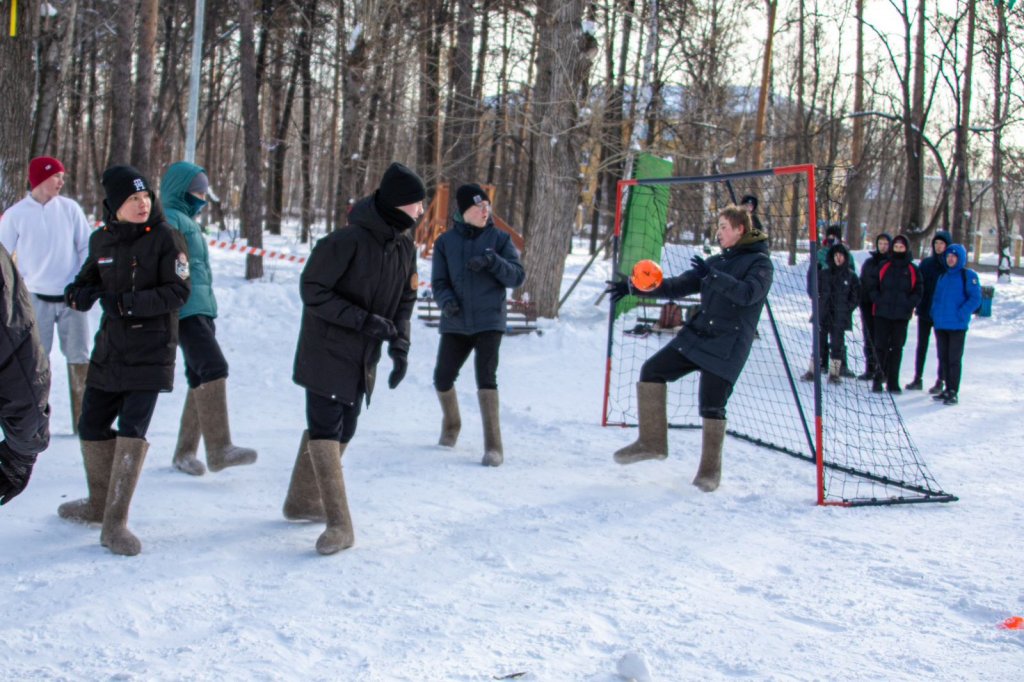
[814,243,860,330]
[653,229,774,384]
[161,161,216,320]
[915,230,951,320]
[292,195,417,406]
[930,244,982,331]
[867,241,922,321]
[858,233,891,307]
[65,202,191,392]
[431,220,526,335]
[0,244,50,458]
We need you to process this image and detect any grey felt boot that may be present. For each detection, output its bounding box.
[828,359,842,385]
[100,437,149,556]
[692,418,726,492]
[614,382,668,464]
[478,389,503,467]
[193,378,257,472]
[172,389,205,476]
[283,430,325,522]
[437,388,461,447]
[67,363,89,436]
[58,438,116,523]
[308,439,355,555]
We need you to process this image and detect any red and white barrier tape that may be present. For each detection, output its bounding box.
[207,239,307,264]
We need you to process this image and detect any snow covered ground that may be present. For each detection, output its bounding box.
[3,231,1023,680]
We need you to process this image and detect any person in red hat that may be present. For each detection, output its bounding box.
[0,157,93,435]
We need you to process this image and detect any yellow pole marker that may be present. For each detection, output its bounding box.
[10,0,18,37]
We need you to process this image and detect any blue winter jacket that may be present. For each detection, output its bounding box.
[431,220,526,335]
[915,230,951,320]
[930,243,981,331]
[160,161,216,319]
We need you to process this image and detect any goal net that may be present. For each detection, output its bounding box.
[602,161,957,506]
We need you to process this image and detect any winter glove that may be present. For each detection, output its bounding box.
[66,285,101,312]
[0,442,35,506]
[690,255,710,279]
[99,292,124,318]
[467,250,495,272]
[442,300,461,318]
[362,313,397,341]
[605,279,631,303]
[388,349,408,389]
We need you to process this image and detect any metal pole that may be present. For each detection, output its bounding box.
[184,0,206,163]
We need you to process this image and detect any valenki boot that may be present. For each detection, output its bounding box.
[172,389,205,475]
[800,358,816,382]
[828,359,842,385]
[308,439,355,555]
[283,430,325,522]
[437,388,461,447]
[193,378,257,472]
[58,439,116,523]
[67,363,89,435]
[100,436,149,556]
[478,389,503,467]
[693,418,726,492]
[614,382,668,464]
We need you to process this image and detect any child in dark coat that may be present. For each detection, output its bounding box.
[804,243,860,383]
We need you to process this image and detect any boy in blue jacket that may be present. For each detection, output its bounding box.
[929,243,981,405]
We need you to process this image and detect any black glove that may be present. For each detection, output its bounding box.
[467,250,495,272]
[442,300,461,318]
[99,292,123,317]
[605,279,631,303]
[0,442,35,506]
[362,314,397,341]
[66,285,101,311]
[690,255,710,279]
[388,350,408,389]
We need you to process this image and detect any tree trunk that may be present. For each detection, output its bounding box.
[900,0,926,241]
[845,0,867,251]
[107,2,137,167]
[131,0,160,175]
[445,0,475,188]
[752,0,777,169]
[521,0,595,317]
[949,0,975,245]
[0,0,37,206]
[239,0,264,280]
[299,0,316,244]
[989,1,1011,281]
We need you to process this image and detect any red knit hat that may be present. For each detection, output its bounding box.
[28,156,65,189]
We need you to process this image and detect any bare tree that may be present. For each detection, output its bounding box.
[131,0,160,175]
[0,0,37,207]
[107,1,138,167]
[239,0,264,280]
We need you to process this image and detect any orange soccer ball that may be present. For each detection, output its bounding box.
[630,259,663,292]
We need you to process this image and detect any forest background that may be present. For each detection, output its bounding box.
[0,0,1021,316]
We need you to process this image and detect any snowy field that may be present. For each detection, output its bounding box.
[3,230,1023,680]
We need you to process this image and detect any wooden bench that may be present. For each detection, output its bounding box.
[417,295,541,336]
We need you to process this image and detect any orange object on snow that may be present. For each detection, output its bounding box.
[631,259,664,292]
[998,616,1023,630]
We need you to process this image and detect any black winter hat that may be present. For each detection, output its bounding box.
[739,194,758,210]
[875,231,892,247]
[102,165,153,216]
[891,234,910,249]
[456,183,489,215]
[377,162,426,208]
[825,223,843,239]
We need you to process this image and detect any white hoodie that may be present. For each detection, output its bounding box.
[0,193,92,297]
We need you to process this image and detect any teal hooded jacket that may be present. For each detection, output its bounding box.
[160,161,216,319]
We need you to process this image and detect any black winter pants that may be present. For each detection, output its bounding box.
[178,315,229,389]
[433,331,503,392]
[639,344,734,420]
[873,317,909,387]
[826,320,848,361]
[859,304,877,373]
[79,387,159,440]
[935,329,967,394]
[912,315,938,381]
[306,390,363,444]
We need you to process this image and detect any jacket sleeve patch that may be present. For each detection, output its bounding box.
[175,253,191,280]
[410,272,419,290]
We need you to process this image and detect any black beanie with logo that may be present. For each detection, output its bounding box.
[456,183,489,215]
[102,165,153,218]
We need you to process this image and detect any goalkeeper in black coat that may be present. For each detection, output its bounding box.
[606,205,773,492]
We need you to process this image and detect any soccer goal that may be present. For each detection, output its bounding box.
[602,160,957,507]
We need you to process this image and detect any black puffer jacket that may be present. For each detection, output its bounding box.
[867,253,922,321]
[655,234,774,384]
[915,230,951,320]
[816,243,860,329]
[0,244,50,458]
[65,208,191,392]
[293,196,417,405]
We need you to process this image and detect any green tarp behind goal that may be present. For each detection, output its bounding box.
[615,153,674,318]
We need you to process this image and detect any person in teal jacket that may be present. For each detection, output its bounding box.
[160,161,257,475]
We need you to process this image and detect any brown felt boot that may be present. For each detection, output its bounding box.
[478,389,503,467]
[193,378,257,472]
[437,389,461,447]
[692,418,726,492]
[308,439,355,555]
[100,437,149,556]
[614,382,668,464]
[172,389,205,476]
[67,363,89,435]
[58,439,116,523]
[283,430,325,522]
